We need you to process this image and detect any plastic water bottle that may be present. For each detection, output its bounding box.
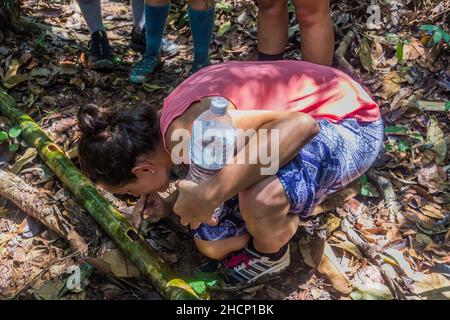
[187,96,237,221]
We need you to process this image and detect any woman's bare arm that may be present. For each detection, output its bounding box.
[173,110,319,226]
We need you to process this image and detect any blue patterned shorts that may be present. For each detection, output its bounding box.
[191,117,384,241]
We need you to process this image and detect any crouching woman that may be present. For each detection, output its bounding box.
[77,60,383,290]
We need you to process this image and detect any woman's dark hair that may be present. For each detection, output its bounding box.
[77,103,161,187]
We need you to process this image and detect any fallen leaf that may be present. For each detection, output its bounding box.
[351,282,393,300]
[418,163,447,193]
[101,249,140,278]
[316,242,353,294]
[217,21,231,37]
[330,240,364,259]
[426,117,447,165]
[377,71,404,100]
[412,273,450,300]
[358,38,375,72]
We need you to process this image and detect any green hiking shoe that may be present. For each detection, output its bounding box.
[130,54,161,84]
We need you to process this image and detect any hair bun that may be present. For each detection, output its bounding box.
[77,104,113,138]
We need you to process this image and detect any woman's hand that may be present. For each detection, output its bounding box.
[132,192,170,228]
[173,180,219,229]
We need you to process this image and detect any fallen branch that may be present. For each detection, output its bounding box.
[335,30,357,76]
[341,219,403,299]
[0,168,98,254]
[0,88,199,300]
[366,168,400,222]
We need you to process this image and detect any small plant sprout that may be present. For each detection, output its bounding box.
[419,25,450,47]
[0,125,21,152]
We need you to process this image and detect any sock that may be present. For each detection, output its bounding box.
[77,0,104,34]
[145,3,171,57]
[131,0,145,34]
[188,5,215,65]
[247,238,288,261]
[257,51,284,61]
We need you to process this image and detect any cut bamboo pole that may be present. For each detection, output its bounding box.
[0,88,199,300]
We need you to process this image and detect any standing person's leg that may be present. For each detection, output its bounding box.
[256,0,288,61]
[130,0,171,83]
[187,0,215,74]
[130,0,146,52]
[294,0,334,66]
[77,0,113,69]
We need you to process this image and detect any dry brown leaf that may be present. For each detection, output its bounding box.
[317,243,353,294]
[412,273,450,300]
[418,163,447,193]
[101,249,140,278]
[377,71,404,100]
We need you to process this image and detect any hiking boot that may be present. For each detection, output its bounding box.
[197,242,290,291]
[188,61,211,76]
[129,54,162,84]
[88,30,114,70]
[130,27,146,53]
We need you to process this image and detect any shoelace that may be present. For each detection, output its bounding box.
[224,251,251,270]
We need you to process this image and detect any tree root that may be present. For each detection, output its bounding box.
[335,30,357,76]
[366,168,400,223]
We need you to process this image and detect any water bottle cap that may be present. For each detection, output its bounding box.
[210,97,228,115]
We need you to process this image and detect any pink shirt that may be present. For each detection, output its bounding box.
[160,61,380,147]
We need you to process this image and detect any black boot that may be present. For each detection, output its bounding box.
[130,27,146,53]
[88,30,114,70]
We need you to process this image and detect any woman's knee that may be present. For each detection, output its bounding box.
[239,176,289,222]
[194,235,249,260]
[257,0,288,18]
[294,0,330,28]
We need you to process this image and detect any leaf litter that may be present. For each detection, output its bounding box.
[0,0,448,300]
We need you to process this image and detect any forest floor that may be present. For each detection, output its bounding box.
[0,0,449,300]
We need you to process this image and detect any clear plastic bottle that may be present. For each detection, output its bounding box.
[186,96,237,221]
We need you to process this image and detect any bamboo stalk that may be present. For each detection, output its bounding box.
[0,88,199,300]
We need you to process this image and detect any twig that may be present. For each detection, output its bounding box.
[366,168,400,223]
[341,219,402,299]
[334,30,357,76]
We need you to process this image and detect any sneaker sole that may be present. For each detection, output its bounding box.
[210,257,291,292]
[93,59,114,70]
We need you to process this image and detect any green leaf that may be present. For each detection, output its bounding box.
[411,132,424,142]
[8,143,19,152]
[445,101,450,111]
[142,83,165,92]
[396,41,404,63]
[432,29,443,45]
[384,126,407,134]
[217,21,231,37]
[443,32,450,45]
[361,181,379,197]
[216,1,233,13]
[0,131,8,142]
[8,126,21,138]
[359,174,368,184]
[419,25,439,33]
[398,140,409,152]
[188,280,207,294]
